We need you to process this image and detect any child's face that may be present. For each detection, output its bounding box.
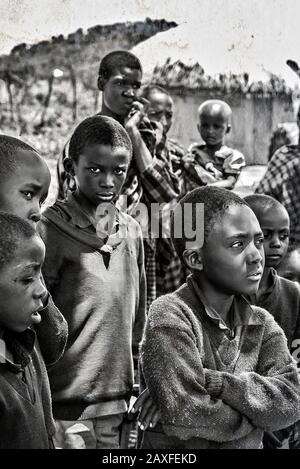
[0,150,50,229]
[102,66,142,118]
[278,250,300,284]
[198,111,229,148]
[258,206,290,268]
[0,235,46,333]
[147,91,174,135]
[201,205,264,296]
[73,144,130,208]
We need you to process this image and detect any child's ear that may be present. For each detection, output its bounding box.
[63,157,75,176]
[197,122,201,134]
[226,124,231,134]
[183,248,203,271]
[97,75,105,91]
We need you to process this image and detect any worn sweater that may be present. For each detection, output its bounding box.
[141,275,300,449]
[38,196,146,420]
[0,329,55,449]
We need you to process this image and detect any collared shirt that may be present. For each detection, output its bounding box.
[0,328,35,371]
[256,144,300,246]
[188,274,258,334]
[52,193,133,266]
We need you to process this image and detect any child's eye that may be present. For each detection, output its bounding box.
[280,233,289,240]
[21,277,34,285]
[231,241,243,248]
[255,237,265,247]
[114,168,126,175]
[22,191,33,200]
[89,168,100,174]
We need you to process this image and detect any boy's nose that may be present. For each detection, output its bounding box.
[248,243,264,264]
[30,212,41,224]
[99,174,114,188]
[34,276,47,301]
[123,87,135,98]
[270,235,281,248]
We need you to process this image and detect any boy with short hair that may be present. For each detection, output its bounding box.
[244,194,300,449]
[0,135,68,367]
[182,100,245,193]
[0,212,55,448]
[39,115,146,449]
[140,186,300,449]
[57,50,180,312]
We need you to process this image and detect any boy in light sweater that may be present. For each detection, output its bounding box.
[140,186,300,449]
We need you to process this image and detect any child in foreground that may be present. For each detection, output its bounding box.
[0,135,68,367]
[39,115,146,449]
[0,212,55,448]
[140,186,300,449]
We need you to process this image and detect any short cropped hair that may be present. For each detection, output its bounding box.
[198,99,232,122]
[68,115,133,163]
[0,211,36,268]
[0,135,38,181]
[98,50,142,81]
[171,187,248,263]
[141,84,170,100]
[244,194,289,222]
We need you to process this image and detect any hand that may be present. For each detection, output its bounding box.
[206,163,223,179]
[128,388,160,431]
[124,98,150,130]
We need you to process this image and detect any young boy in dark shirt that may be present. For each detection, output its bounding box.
[140,187,300,449]
[0,135,68,367]
[39,115,146,449]
[245,194,300,449]
[0,212,54,448]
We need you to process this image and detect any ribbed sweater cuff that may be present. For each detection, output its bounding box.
[204,369,224,398]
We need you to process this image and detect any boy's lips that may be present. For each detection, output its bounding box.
[96,192,115,201]
[266,254,282,260]
[30,311,42,325]
[247,270,263,281]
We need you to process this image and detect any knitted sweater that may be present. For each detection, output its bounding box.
[38,196,146,420]
[141,276,300,449]
[0,329,55,449]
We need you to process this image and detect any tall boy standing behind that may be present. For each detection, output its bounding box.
[39,116,146,449]
[57,51,180,310]
[140,187,300,449]
[182,100,245,194]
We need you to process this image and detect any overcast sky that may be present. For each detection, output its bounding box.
[1,0,300,84]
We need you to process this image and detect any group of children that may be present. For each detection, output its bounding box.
[0,49,299,450]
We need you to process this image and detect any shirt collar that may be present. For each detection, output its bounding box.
[63,193,127,232]
[54,193,129,254]
[62,192,97,229]
[0,328,35,371]
[248,268,277,304]
[187,274,262,331]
